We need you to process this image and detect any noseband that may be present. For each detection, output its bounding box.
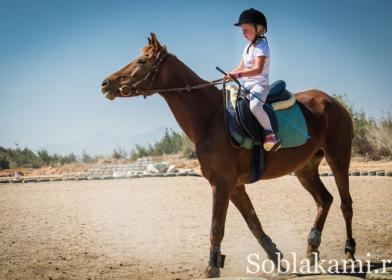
[118,47,224,97]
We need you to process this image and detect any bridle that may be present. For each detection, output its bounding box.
[118,48,169,97]
[118,47,224,97]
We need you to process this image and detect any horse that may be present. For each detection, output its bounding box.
[101,33,356,278]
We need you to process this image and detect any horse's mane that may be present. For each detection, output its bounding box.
[143,44,222,97]
[142,45,156,57]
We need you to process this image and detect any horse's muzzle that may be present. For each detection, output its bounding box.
[101,79,118,100]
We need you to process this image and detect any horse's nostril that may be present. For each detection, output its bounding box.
[101,79,109,88]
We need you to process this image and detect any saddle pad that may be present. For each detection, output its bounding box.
[275,102,309,148]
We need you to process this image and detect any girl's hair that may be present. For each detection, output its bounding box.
[256,25,265,37]
[247,24,267,54]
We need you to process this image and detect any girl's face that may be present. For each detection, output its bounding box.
[240,24,263,42]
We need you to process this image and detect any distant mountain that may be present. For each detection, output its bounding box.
[42,126,178,156]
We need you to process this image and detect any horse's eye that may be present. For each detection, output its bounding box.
[137,59,147,64]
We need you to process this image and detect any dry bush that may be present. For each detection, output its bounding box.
[367,114,392,159]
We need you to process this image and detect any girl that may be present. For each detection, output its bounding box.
[227,8,281,152]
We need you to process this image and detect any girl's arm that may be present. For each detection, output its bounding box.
[231,56,265,78]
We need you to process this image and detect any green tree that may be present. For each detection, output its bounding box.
[12,147,41,168]
[112,147,128,159]
[60,153,78,165]
[130,144,152,160]
[154,128,182,155]
[0,149,10,169]
[129,128,184,159]
[37,148,51,166]
[81,150,94,163]
[181,133,196,159]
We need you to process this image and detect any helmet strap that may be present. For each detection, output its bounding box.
[247,25,264,54]
[252,24,259,43]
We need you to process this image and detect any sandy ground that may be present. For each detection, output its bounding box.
[1,157,391,178]
[0,176,391,280]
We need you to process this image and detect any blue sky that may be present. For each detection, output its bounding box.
[0,0,391,154]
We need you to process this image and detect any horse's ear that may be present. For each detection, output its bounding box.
[150,32,163,50]
[148,37,152,45]
[150,32,157,43]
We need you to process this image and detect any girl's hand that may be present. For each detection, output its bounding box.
[225,72,240,81]
[225,74,233,81]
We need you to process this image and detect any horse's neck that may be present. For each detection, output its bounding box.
[158,55,223,144]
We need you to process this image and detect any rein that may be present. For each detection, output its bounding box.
[119,48,224,97]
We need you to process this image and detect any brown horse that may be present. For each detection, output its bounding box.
[101,33,355,277]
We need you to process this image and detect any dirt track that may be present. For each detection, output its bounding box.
[0,176,391,279]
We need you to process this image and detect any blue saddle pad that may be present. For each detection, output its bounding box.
[275,103,309,148]
[233,95,309,149]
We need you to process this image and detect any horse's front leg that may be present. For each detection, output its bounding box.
[205,184,231,278]
[230,185,284,267]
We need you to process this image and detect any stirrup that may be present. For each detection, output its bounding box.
[263,132,281,152]
[269,141,282,152]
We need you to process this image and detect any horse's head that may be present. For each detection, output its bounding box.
[101,33,167,100]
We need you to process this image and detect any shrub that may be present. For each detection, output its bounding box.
[112,147,128,159]
[10,146,41,168]
[154,128,182,155]
[81,150,94,163]
[129,128,184,160]
[334,94,391,159]
[0,150,10,169]
[130,144,154,161]
[37,148,51,166]
[181,134,196,159]
[60,153,77,165]
[368,111,392,158]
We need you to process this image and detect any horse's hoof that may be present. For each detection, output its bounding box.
[305,250,320,266]
[344,238,356,260]
[346,251,355,261]
[204,265,220,278]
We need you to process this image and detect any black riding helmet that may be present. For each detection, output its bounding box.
[234,8,267,32]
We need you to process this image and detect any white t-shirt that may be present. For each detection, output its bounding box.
[242,37,270,89]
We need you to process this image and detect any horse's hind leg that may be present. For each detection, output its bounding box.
[230,185,283,266]
[295,150,334,264]
[325,145,356,260]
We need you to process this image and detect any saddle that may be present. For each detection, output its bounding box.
[235,81,296,141]
[225,80,298,147]
[224,80,309,183]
